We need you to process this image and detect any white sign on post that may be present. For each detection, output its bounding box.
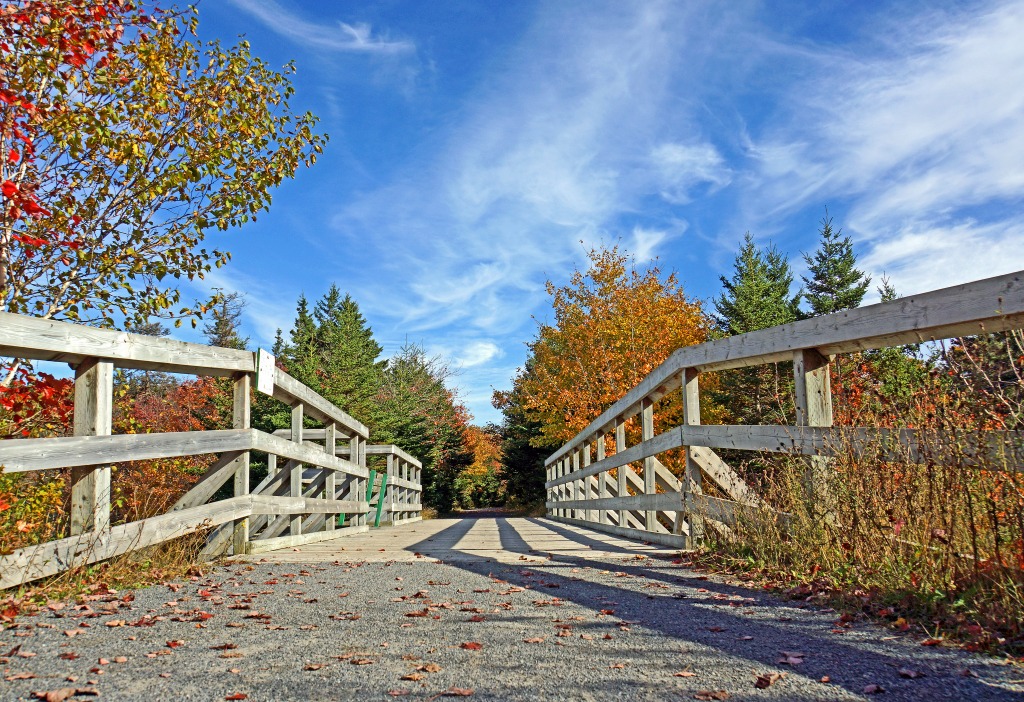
[255,349,276,396]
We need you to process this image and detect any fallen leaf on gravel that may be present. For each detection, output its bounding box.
[17,650,37,658]
[707,626,725,632]
[920,638,943,646]
[5,672,36,681]
[863,684,885,694]
[820,676,830,683]
[523,637,545,643]
[388,691,411,697]
[958,668,979,678]
[350,658,374,665]
[693,691,729,701]
[674,671,697,678]
[104,620,125,627]
[609,663,625,669]
[440,688,474,697]
[212,643,238,650]
[460,642,483,650]
[225,695,247,701]
[59,652,79,661]
[166,640,184,649]
[33,690,98,702]
[777,651,805,666]
[63,630,85,637]
[303,664,327,671]
[113,656,127,664]
[898,668,924,679]
[401,673,425,681]
[97,658,109,666]
[159,673,171,678]
[755,672,785,689]
[416,663,443,673]
[226,622,245,628]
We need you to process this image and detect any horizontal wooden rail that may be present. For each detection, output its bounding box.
[0,494,371,589]
[270,369,368,439]
[546,269,1024,466]
[0,311,254,376]
[0,429,371,478]
[545,426,1023,489]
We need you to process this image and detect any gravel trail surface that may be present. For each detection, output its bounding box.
[2,516,1021,701]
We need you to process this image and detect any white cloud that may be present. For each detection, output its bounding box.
[650,142,731,204]
[229,0,414,54]
[739,0,1024,298]
[860,219,1024,298]
[455,341,503,369]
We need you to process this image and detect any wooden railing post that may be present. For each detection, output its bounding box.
[386,453,396,524]
[681,368,704,544]
[290,403,304,536]
[641,397,656,531]
[582,442,592,522]
[572,449,583,520]
[615,417,627,527]
[596,434,607,524]
[71,358,113,536]
[231,373,251,554]
[352,436,365,526]
[324,423,336,532]
[794,348,834,515]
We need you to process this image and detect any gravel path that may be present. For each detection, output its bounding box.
[2,516,1021,701]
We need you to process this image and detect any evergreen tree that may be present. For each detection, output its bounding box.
[377,344,472,510]
[284,295,319,385]
[271,328,286,357]
[202,289,249,350]
[712,233,800,426]
[801,212,870,316]
[312,285,386,421]
[714,233,800,334]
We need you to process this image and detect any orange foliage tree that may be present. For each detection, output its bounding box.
[508,244,710,452]
[454,425,504,508]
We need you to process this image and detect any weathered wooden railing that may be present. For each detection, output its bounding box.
[272,430,423,528]
[0,312,423,588]
[544,270,1024,548]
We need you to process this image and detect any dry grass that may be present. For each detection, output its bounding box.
[695,346,1024,655]
[1,531,211,620]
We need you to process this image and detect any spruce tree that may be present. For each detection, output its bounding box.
[313,286,386,421]
[712,233,800,426]
[714,233,800,334]
[202,289,249,350]
[801,212,870,316]
[284,294,319,386]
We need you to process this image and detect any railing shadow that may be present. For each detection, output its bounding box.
[401,515,1014,701]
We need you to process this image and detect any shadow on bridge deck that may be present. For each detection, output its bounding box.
[245,515,1019,701]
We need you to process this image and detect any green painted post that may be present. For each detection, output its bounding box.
[374,474,388,527]
[336,513,346,527]
[365,469,377,501]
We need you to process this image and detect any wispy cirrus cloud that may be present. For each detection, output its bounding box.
[229,0,414,54]
[743,0,1024,295]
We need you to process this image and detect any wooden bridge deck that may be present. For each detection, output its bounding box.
[238,514,678,565]
[3,514,1022,701]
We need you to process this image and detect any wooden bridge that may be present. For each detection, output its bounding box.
[0,271,1023,699]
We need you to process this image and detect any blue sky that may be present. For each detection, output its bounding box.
[181,0,1024,425]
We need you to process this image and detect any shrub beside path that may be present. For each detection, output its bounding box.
[2,516,1022,701]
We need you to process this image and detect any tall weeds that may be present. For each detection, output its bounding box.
[702,335,1024,652]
